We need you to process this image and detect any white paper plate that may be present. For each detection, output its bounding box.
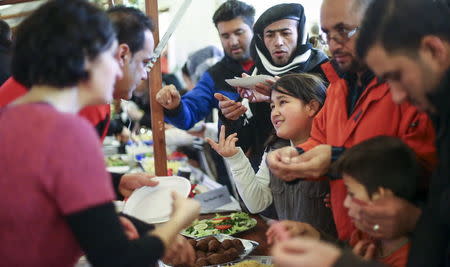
[225,75,273,89]
[106,165,130,173]
[122,176,191,223]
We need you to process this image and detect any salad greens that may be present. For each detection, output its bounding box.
[181,212,257,238]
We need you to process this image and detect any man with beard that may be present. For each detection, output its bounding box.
[266,0,436,242]
[216,3,330,170]
[271,0,449,266]
[250,3,328,77]
[156,1,267,173]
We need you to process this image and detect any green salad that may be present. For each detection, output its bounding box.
[105,155,128,167]
[182,212,257,238]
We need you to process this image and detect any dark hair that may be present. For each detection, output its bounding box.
[271,73,326,107]
[356,0,450,60]
[333,136,419,201]
[212,0,255,27]
[107,5,154,54]
[264,73,326,148]
[181,63,189,77]
[12,0,115,88]
[0,19,11,47]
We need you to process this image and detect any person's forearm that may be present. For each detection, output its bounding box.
[120,213,155,235]
[110,172,123,200]
[66,202,164,267]
[225,149,272,213]
[149,219,186,249]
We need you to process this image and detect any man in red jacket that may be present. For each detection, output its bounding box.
[266,0,436,242]
[271,0,449,266]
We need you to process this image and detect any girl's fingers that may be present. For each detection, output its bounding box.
[218,125,226,145]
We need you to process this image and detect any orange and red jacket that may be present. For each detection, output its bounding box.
[0,77,111,142]
[298,62,437,241]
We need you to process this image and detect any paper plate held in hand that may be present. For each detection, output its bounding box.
[122,176,191,224]
[225,75,273,89]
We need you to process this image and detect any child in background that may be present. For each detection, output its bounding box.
[332,136,418,266]
[206,73,337,239]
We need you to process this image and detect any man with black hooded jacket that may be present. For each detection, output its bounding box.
[156,1,268,173]
[218,3,329,170]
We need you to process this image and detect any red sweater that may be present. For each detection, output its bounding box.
[0,77,111,141]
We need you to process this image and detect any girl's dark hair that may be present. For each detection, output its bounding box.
[12,0,116,88]
[271,73,326,107]
[265,73,326,148]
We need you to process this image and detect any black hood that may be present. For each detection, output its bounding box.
[250,3,315,75]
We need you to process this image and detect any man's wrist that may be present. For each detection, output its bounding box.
[164,102,182,117]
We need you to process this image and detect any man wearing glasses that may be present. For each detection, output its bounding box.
[266,0,436,242]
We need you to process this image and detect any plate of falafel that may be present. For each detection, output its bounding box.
[185,234,259,267]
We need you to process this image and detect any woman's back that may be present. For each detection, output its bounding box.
[0,103,114,266]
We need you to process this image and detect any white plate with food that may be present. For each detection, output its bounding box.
[122,176,191,223]
[181,212,257,238]
[160,234,259,267]
[225,75,273,89]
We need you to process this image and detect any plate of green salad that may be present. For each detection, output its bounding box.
[181,212,257,238]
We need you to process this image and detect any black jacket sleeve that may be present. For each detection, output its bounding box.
[66,202,165,267]
[119,213,155,235]
[110,172,124,200]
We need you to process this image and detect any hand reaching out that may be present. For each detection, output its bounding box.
[170,191,201,229]
[266,220,320,245]
[205,125,239,158]
[119,173,159,198]
[271,238,341,267]
[235,73,275,103]
[352,240,376,261]
[214,93,247,120]
[156,84,181,110]
[119,216,139,240]
[162,234,196,266]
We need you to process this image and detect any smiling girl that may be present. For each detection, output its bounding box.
[207,73,336,239]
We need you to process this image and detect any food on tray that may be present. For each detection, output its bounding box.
[182,212,257,238]
[185,236,245,267]
[229,260,273,267]
[105,155,128,166]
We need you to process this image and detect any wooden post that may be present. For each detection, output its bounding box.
[145,0,168,176]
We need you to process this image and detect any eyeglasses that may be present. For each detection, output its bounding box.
[318,26,359,45]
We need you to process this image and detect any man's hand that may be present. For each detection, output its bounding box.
[170,192,201,229]
[356,195,421,239]
[236,86,271,102]
[266,221,320,245]
[214,93,247,120]
[206,125,239,158]
[156,85,181,110]
[119,173,158,198]
[235,73,274,103]
[352,240,376,261]
[253,74,278,97]
[271,238,341,267]
[266,145,332,181]
[162,235,196,266]
[118,216,139,240]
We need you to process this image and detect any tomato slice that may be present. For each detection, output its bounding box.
[215,224,232,230]
[211,217,231,224]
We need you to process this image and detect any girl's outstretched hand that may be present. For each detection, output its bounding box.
[206,125,239,158]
